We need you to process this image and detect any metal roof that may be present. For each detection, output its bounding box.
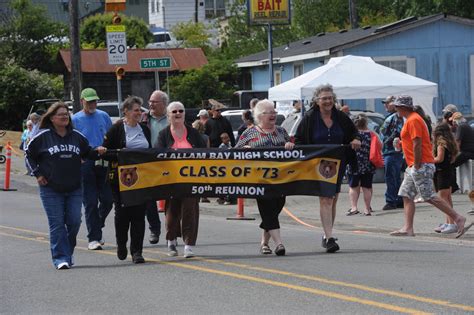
[59,48,208,73]
[236,14,473,67]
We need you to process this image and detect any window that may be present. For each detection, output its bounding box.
[373,56,416,75]
[205,0,226,18]
[151,0,155,13]
[293,63,303,78]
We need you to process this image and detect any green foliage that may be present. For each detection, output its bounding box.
[0,59,63,130]
[165,59,238,107]
[0,0,68,72]
[80,13,153,48]
[171,21,212,53]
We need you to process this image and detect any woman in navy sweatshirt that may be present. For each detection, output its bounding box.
[26,102,105,270]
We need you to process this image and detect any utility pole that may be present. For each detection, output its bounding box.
[69,0,82,113]
[349,0,358,29]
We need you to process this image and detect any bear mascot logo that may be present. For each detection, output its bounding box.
[120,167,138,187]
[318,159,337,179]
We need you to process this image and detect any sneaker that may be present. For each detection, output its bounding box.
[326,238,340,253]
[132,254,145,264]
[149,232,159,244]
[224,201,232,205]
[274,244,286,256]
[57,262,70,270]
[88,241,102,250]
[382,204,397,210]
[200,197,210,203]
[216,198,225,205]
[321,236,327,249]
[168,244,178,257]
[434,223,447,233]
[117,245,127,260]
[184,246,195,258]
[441,224,458,234]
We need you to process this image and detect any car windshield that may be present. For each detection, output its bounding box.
[98,104,119,117]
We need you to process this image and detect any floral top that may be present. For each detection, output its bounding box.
[235,126,290,148]
[346,130,375,175]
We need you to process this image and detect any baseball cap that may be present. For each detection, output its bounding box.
[382,96,395,104]
[442,104,458,113]
[197,109,209,117]
[393,95,413,108]
[81,88,100,102]
[209,99,226,111]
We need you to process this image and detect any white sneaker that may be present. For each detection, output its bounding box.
[184,246,195,258]
[57,262,70,270]
[88,241,102,250]
[441,224,458,234]
[434,223,447,233]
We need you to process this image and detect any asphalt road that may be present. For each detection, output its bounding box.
[1,188,473,314]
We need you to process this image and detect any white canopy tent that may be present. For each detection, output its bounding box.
[268,55,438,121]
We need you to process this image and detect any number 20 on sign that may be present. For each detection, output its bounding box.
[106,25,127,65]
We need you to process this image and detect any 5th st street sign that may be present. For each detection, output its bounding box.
[140,58,172,70]
[106,25,127,65]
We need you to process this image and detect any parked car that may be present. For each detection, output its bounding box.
[221,109,285,140]
[146,27,180,49]
[95,101,148,123]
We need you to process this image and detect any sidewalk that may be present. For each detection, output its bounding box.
[2,147,473,242]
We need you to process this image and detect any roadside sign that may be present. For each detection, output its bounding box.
[106,25,127,65]
[140,58,172,70]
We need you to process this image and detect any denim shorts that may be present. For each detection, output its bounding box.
[398,164,436,201]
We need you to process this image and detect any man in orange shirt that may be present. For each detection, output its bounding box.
[390,95,472,238]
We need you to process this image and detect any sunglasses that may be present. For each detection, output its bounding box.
[171,109,184,114]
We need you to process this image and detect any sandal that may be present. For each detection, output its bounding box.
[275,244,286,256]
[260,244,272,255]
[346,209,360,216]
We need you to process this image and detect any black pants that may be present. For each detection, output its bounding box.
[145,200,161,235]
[256,197,286,231]
[112,189,146,255]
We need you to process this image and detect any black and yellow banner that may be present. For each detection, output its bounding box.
[117,145,346,207]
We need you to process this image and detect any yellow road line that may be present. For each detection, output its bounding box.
[2,224,473,312]
[0,230,430,315]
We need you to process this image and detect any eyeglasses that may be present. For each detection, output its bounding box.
[318,96,334,101]
[171,109,184,114]
[149,100,164,105]
[54,113,69,117]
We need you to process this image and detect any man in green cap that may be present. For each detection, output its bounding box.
[72,88,113,250]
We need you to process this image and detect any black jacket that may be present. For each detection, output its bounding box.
[157,124,207,149]
[294,106,359,167]
[205,116,235,147]
[102,120,152,189]
[26,128,97,192]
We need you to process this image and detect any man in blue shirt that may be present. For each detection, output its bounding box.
[72,88,113,250]
[380,96,404,210]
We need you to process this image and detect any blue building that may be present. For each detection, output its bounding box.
[235,14,474,117]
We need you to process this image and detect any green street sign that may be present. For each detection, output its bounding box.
[140,58,171,69]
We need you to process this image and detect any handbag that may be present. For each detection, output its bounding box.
[369,131,384,168]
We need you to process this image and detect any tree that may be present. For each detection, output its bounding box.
[165,58,238,107]
[80,13,153,49]
[171,21,212,54]
[0,59,63,130]
[0,0,68,72]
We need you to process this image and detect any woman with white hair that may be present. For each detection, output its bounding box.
[157,101,207,258]
[235,99,295,256]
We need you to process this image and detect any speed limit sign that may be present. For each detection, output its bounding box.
[106,25,127,65]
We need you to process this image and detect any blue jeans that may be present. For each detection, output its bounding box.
[384,153,403,206]
[81,161,113,242]
[39,186,82,268]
